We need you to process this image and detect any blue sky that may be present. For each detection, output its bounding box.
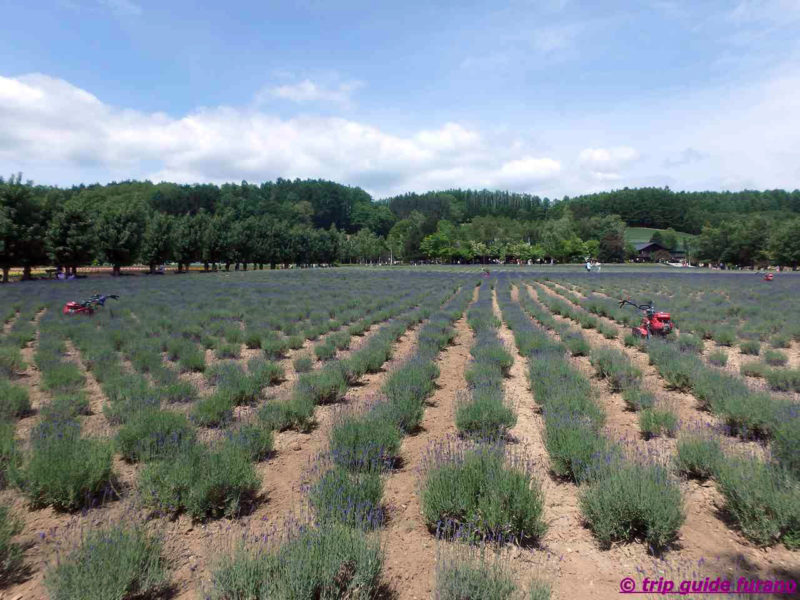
[1,0,799,198]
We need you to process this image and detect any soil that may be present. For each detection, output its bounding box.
[380,285,478,599]
[522,281,797,597]
[2,283,798,600]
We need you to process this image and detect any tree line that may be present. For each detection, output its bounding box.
[2,174,800,281]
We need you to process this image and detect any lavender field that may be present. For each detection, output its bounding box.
[0,267,797,599]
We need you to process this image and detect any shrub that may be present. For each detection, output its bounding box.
[294,367,348,406]
[529,580,552,600]
[435,552,517,600]
[191,393,235,428]
[262,338,288,360]
[44,524,167,600]
[0,380,31,420]
[158,379,197,404]
[41,363,85,394]
[597,322,618,340]
[259,396,315,433]
[674,434,723,480]
[455,390,516,439]
[421,444,546,544]
[329,414,401,473]
[0,505,22,585]
[293,354,313,373]
[40,393,91,421]
[707,349,728,367]
[621,388,655,412]
[308,466,383,529]
[772,413,800,478]
[543,417,609,483]
[712,328,736,347]
[715,456,799,548]
[244,331,262,350]
[17,422,116,511]
[139,444,260,519]
[287,335,305,350]
[579,462,684,551]
[563,333,590,356]
[102,374,161,424]
[590,348,641,392]
[739,340,761,356]
[470,344,514,375]
[379,360,439,433]
[223,423,274,461]
[765,369,800,393]
[176,344,205,373]
[247,358,284,387]
[209,524,382,600]
[623,333,642,348]
[117,410,196,462]
[677,334,704,354]
[314,341,337,361]
[0,424,20,489]
[764,349,789,367]
[647,341,696,392]
[215,343,241,360]
[0,345,25,377]
[770,335,791,349]
[639,408,678,439]
[328,331,351,351]
[740,361,767,378]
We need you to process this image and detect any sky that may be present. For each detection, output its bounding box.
[0,0,799,199]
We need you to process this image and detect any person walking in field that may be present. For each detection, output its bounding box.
[585,259,592,272]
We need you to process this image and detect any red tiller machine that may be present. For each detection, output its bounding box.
[618,298,674,339]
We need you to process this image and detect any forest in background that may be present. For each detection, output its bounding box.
[2,174,800,280]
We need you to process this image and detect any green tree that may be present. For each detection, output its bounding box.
[769,218,800,269]
[172,212,206,272]
[0,174,50,282]
[387,211,426,261]
[599,231,626,263]
[139,212,174,273]
[95,199,147,276]
[47,197,96,275]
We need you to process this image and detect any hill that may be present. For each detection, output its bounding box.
[624,227,696,246]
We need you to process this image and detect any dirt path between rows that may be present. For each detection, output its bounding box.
[1,311,20,336]
[169,315,429,599]
[496,287,624,598]
[533,283,717,442]
[380,287,478,599]
[14,309,48,443]
[523,284,646,452]
[63,340,115,439]
[528,282,799,589]
[2,307,431,600]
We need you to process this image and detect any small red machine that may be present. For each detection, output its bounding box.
[62,294,118,316]
[763,273,774,282]
[618,298,674,339]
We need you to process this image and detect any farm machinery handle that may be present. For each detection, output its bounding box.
[618,297,674,339]
[62,294,119,316]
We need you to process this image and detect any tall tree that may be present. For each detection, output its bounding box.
[0,174,49,282]
[95,199,147,276]
[769,218,800,270]
[140,212,174,273]
[46,197,96,274]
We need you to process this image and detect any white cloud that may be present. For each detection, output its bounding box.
[578,146,640,177]
[0,73,564,197]
[495,157,562,186]
[260,79,363,108]
[2,69,800,199]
